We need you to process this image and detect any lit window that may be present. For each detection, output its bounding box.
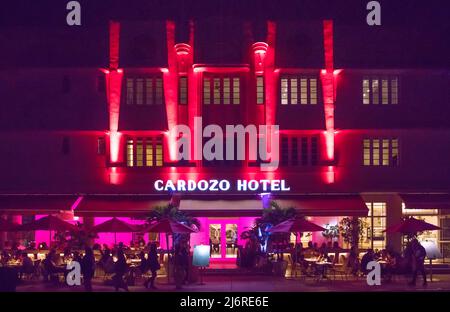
[126,139,134,167]
[256,76,264,104]
[223,78,231,104]
[362,79,370,105]
[381,79,389,105]
[281,78,288,105]
[145,139,153,167]
[360,202,387,250]
[155,139,163,167]
[280,76,318,105]
[203,76,241,105]
[179,77,188,105]
[372,79,379,104]
[213,78,221,105]
[363,138,399,166]
[232,78,240,105]
[363,77,398,105]
[136,138,144,167]
[203,78,210,105]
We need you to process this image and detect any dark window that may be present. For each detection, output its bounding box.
[62,137,70,155]
[62,75,71,93]
[280,136,319,167]
[97,75,106,93]
[125,76,164,105]
[281,137,289,166]
[179,76,188,105]
[97,137,106,155]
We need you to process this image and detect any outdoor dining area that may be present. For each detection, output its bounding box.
[0,215,199,291]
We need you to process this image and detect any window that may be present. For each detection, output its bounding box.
[280,136,319,166]
[363,138,399,166]
[125,77,164,105]
[62,75,71,93]
[179,76,188,105]
[362,77,398,105]
[97,137,106,155]
[62,137,70,155]
[360,202,387,250]
[203,76,241,105]
[256,76,264,104]
[280,76,319,105]
[97,75,106,93]
[126,137,163,167]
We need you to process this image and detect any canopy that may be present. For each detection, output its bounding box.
[384,217,441,234]
[274,195,369,216]
[401,193,450,210]
[74,195,169,217]
[18,215,78,232]
[91,217,140,233]
[0,219,20,231]
[0,195,77,215]
[268,218,326,233]
[145,219,196,234]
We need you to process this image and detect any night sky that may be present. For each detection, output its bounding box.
[0,0,449,68]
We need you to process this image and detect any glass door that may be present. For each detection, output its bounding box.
[208,219,238,259]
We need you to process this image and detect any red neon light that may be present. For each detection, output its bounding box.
[164,21,179,161]
[265,21,277,126]
[105,21,124,165]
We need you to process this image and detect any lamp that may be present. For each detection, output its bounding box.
[193,244,210,285]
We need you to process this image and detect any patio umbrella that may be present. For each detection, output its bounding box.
[0,219,20,231]
[145,219,196,283]
[384,217,441,235]
[17,215,79,245]
[91,217,140,244]
[267,218,326,233]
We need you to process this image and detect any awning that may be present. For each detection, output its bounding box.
[274,195,369,217]
[401,193,450,210]
[74,195,170,217]
[0,195,77,215]
[179,197,263,217]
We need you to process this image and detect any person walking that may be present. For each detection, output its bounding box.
[112,249,129,291]
[144,243,160,289]
[409,239,427,286]
[81,247,96,292]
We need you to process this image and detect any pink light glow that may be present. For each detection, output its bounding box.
[109,131,122,163]
[94,217,147,248]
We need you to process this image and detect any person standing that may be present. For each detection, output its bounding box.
[81,247,96,292]
[409,239,427,286]
[144,243,160,289]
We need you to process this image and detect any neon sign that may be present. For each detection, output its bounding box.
[154,179,290,192]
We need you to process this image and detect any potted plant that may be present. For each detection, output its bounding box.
[338,217,367,249]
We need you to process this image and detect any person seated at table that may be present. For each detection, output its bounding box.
[318,243,328,255]
[304,242,320,259]
[19,252,34,279]
[43,249,66,281]
[72,251,82,264]
[360,249,375,275]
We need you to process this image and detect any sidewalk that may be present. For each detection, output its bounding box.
[16,274,450,292]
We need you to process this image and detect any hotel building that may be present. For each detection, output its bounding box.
[0,18,449,261]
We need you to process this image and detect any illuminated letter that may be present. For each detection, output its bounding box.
[219,180,231,191]
[203,124,223,161]
[66,261,81,286]
[171,124,191,161]
[237,180,247,191]
[66,1,81,26]
[154,180,164,191]
[225,124,257,160]
[366,1,381,26]
[366,261,381,285]
[259,125,279,171]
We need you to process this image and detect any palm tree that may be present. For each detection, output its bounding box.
[147,204,200,249]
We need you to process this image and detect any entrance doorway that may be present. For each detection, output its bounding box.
[207,219,239,260]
